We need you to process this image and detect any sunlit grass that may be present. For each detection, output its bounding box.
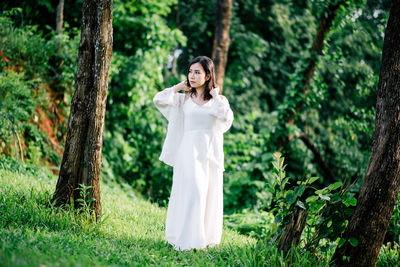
[0,158,262,266]
[1,157,397,266]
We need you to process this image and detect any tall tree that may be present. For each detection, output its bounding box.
[56,0,64,34]
[212,0,232,91]
[276,1,346,255]
[285,0,344,126]
[52,0,113,218]
[332,1,400,265]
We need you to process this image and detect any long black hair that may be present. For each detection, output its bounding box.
[186,56,217,101]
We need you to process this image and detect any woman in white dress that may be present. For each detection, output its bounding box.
[153,56,234,251]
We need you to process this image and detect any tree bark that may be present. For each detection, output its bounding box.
[52,0,113,218]
[278,209,308,255]
[56,0,64,34]
[212,0,232,92]
[332,1,400,266]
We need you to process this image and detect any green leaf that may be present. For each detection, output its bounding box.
[267,186,275,194]
[272,161,280,171]
[279,157,285,168]
[330,195,341,203]
[344,197,357,207]
[275,214,282,223]
[349,237,359,247]
[338,238,346,248]
[285,190,296,205]
[315,189,324,194]
[307,176,319,184]
[328,182,343,191]
[306,195,319,203]
[294,185,305,197]
[282,177,289,188]
[344,207,354,216]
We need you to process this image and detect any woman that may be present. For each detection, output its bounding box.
[153,56,234,251]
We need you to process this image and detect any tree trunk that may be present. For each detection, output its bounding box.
[212,0,232,92]
[296,132,335,183]
[332,1,400,266]
[56,0,64,34]
[275,1,345,255]
[278,209,308,255]
[276,1,345,151]
[285,1,344,126]
[52,0,113,218]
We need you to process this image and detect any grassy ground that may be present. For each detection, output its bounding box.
[0,158,260,266]
[1,156,396,266]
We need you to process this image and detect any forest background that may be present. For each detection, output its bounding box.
[1,0,399,265]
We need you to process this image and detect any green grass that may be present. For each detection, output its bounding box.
[3,156,397,266]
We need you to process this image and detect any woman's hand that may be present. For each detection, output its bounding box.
[210,86,220,98]
[174,80,191,93]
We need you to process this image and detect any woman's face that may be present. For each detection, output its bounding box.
[188,63,209,88]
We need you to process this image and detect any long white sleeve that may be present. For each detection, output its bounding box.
[153,86,184,121]
[209,95,234,133]
[153,86,185,167]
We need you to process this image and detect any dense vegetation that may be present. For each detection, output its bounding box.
[1,0,399,264]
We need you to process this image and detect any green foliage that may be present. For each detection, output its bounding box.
[0,10,78,165]
[267,152,357,252]
[0,70,62,164]
[222,109,289,214]
[0,71,34,138]
[386,193,400,245]
[377,243,400,267]
[2,3,397,261]
[0,10,50,77]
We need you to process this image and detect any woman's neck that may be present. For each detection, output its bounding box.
[195,86,205,97]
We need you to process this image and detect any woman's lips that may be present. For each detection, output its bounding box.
[190,81,195,84]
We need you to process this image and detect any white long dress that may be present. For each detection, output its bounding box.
[153,86,234,251]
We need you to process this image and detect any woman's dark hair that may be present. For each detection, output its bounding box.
[186,56,217,101]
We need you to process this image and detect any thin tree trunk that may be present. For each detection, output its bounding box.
[276,1,345,151]
[212,0,232,92]
[332,1,400,266]
[56,0,64,34]
[296,132,335,182]
[278,209,308,254]
[52,0,113,218]
[286,1,344,126]
[276,1,345,255]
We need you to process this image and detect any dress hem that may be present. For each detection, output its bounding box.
[166,239,220,251]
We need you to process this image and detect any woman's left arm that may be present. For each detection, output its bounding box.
[209,89,234,133]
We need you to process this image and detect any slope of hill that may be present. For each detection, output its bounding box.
[0,156,266,266]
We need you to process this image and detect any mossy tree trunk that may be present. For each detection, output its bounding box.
[331,1,400,266]
[52,0,113,218]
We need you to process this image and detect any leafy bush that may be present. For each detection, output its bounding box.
[0,10,78,165]
[385,193,400,245]
[267,152,357,252]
